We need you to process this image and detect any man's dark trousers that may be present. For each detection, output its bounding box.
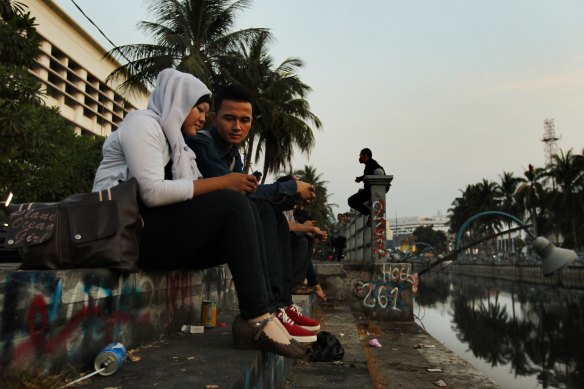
[348,189,370,216]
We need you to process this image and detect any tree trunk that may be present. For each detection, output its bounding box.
[243,136,255,173]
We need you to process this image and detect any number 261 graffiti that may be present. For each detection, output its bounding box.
[351,264,418,311]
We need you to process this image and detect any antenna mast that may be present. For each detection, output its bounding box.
[541,118,559,168]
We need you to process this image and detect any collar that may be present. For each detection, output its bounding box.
[209,127,237,159]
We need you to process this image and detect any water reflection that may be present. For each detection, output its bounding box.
[415,273,584,389]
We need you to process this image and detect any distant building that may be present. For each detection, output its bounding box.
[388,214,450,241]
[22,0,148,136]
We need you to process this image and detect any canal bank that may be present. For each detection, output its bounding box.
[440,261,584,289]
[413,271,584,389]
[286,298,499,388]
[313,261,584,389]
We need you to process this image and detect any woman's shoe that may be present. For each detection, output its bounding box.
[270,312,310,351]
[232,315,306,359]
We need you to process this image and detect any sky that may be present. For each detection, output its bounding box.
[54,0,584,218]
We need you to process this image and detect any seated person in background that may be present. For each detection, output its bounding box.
[347,148,386,219]
[283,196,328,301]
[187,85,319,342]
[289,204,328,301]
[92,68,304,358]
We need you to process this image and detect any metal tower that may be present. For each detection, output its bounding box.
[542,118,559,167]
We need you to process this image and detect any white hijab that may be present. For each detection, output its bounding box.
[147,69,211,180]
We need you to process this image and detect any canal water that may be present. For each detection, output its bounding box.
[414,272,584,389]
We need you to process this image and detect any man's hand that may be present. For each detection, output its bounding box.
[312,227,328,241]
[296,180,316,203]
[303,220,316,227]
[220,173,258,194]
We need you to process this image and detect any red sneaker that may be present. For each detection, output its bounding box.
[276,308,317,343]
[285,304,321,331]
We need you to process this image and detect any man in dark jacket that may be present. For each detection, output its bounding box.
[348,148,386,216]
[187,85,320,342]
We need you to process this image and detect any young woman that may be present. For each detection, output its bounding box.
[93,68,304,359]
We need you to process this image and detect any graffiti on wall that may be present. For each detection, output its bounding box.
[351,263,418,311]
[0,268,229,372]
[372,199,387,259]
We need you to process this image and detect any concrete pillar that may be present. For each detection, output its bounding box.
[364,175,394,262]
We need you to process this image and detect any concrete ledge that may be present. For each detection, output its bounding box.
[0,266,237,373]
[73,295,313,389]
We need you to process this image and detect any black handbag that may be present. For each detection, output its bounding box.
[4,178,142,273]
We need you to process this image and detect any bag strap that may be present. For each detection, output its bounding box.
[97,188,113,202]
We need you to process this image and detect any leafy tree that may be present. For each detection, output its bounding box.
[293,165,335,231]
[412,225,448,253]
[545,149,584,250]
[106,0,267,95]
[0,0,104,202]
[214,30,321,177]
[448,179,502,254]
[515,164,550,237]
[0,0,41,163]
[497,171,526,253]
[107,1,321,178]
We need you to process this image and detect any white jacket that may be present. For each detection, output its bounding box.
[92,69,211,207]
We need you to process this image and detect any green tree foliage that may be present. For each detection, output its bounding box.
[107,1,321,178]
[293,165,335,232]
[412,225,448,253]
[0,0,104,202]
[216,31,320,177]
[106,0,267,95]
[448,149,584,251]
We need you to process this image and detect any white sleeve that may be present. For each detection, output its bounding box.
[122,117,193,207]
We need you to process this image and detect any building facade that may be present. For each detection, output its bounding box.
[389,214,450,240]
[23,0,148,137]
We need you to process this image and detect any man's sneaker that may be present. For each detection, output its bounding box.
[276,308,317,343]
[285,304,321,331]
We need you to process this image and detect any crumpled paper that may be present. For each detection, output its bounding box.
[368,338,382,348]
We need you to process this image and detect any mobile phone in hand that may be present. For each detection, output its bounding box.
[252,171,262,180]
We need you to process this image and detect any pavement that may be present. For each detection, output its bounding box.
[286,299,499,389]
[64,298,499,389]
[75,309,259,389]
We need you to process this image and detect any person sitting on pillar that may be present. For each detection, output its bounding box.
[347,148,387,220]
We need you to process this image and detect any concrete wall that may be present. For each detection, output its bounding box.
[0,266,237,373]
[437,262,584,289]
[314,263,415,321]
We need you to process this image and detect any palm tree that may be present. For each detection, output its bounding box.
[545,149,584,250]
[448,180,501,255]
[105,0,267,96]
[497,171,526,254]
[293,165,335,231]
[216,31,321,177]
[515,164,549,236]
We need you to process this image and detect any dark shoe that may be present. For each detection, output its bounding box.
[232,315,306,359]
